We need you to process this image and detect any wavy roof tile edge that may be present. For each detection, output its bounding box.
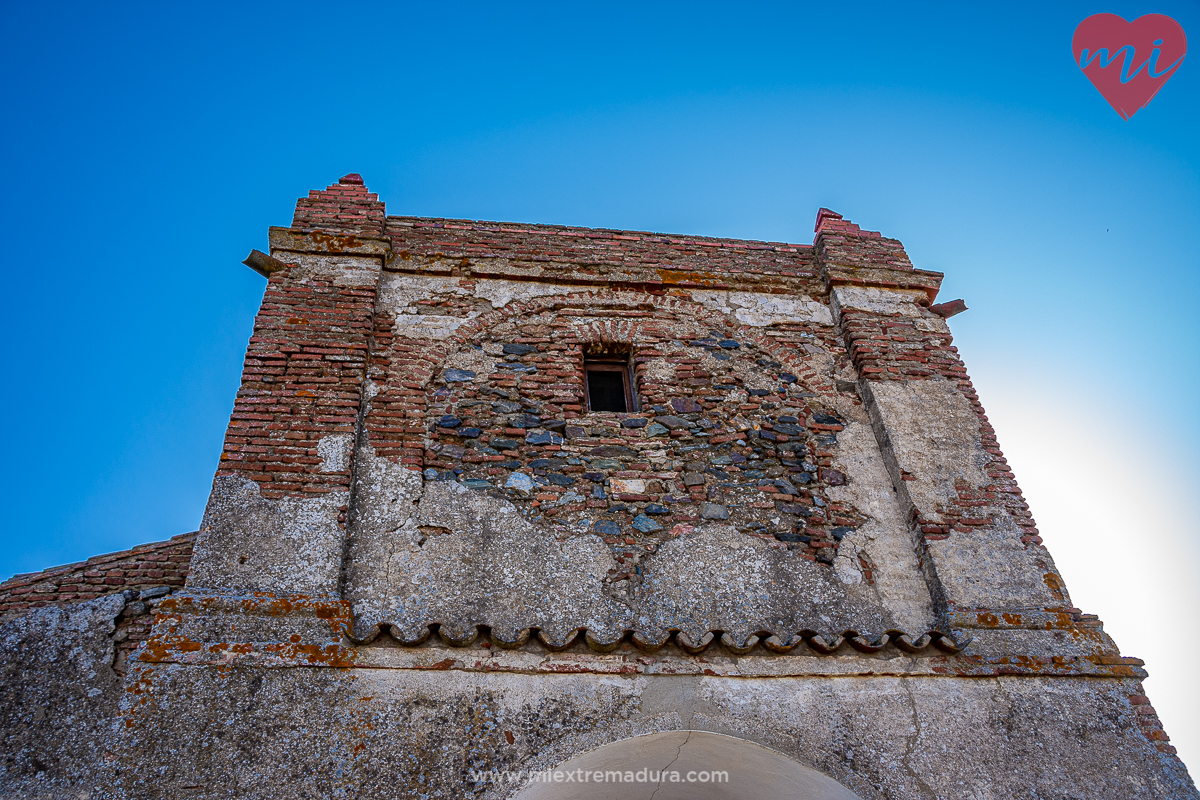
[346,622,967,656]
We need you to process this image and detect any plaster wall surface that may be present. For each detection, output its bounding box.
[0,596,124,797]
[99,663,1193,800]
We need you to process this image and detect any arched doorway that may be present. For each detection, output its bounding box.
[512,730,862,800]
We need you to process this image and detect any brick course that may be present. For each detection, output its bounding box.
[1129,685,1179,755]
[0,533,194,617]
[385,218,822,284]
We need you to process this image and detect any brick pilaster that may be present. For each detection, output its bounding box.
[215,264,377,499]
[818,209,1058,618]
[187,175,388,597]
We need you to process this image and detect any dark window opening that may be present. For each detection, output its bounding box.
[587,369,626,412]
[585,352,634,413]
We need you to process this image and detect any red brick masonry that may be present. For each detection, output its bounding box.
[0,533,194,617]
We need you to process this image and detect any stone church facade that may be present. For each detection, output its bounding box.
[2,174,1194,799]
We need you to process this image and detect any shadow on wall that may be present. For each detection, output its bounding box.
[510,730,862,800]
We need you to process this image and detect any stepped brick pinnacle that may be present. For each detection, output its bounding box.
[813,207,913,270]
[814,208,843,232]
[291,173,385,236]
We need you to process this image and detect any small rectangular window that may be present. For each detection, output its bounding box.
[585,355,634,413]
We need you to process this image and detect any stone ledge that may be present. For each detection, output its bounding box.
[268,225,393,257]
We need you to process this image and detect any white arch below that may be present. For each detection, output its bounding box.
[511,730,862,800]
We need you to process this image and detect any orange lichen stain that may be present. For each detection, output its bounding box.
[293,643,356,668]
[286,317,309,325]
[250,595,289,613]
[654,268,729,288]
[358,696,374,702]
[1054,612,1076,628]
[1043,573,1066,599]
[977,612,999,627]
[297,390,316,398]
[139,638,173,662]
[309,231,361,253]
[1001,613,1022,626]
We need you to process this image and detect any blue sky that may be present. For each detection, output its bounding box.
[2,0,1198,769]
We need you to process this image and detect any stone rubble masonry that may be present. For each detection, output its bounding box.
[366,289,851,550]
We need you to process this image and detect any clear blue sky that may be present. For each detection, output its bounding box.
[2,0,1198,768]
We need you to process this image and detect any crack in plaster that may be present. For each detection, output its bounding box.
[648,730,692,800]
[900,679,936,800]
